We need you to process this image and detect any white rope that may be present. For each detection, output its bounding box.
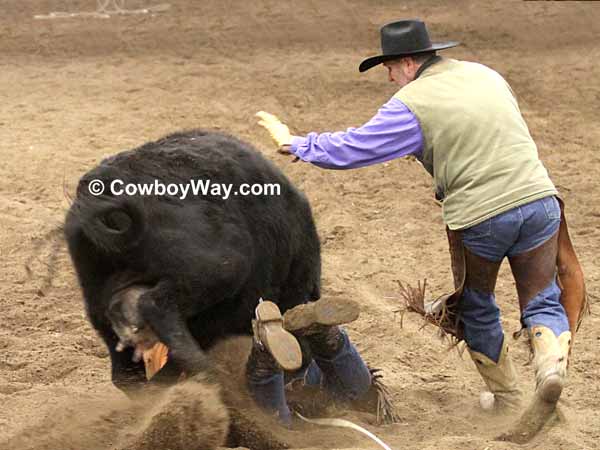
[96,0,114,13]
[34,2,170,20]
[295,412,394,450]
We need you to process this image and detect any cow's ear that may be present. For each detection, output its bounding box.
[103,210,133,233]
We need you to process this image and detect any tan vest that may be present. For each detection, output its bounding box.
[395,58,557,230]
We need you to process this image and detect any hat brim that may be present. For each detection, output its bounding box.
[358,41,460,73]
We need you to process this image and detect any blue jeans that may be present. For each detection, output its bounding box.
[460,196,569,362]
[286,329,372,400]
[249,329,371,424]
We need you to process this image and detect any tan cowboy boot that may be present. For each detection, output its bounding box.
[253,300,303,372]
[530,325,571,403]
[253,298,360,371]
[283,298,360,358]
[283,297,360,337]
[468,336,523,412]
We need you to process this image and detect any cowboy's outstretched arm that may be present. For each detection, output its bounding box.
[257,98,424,169]
[256,111,295,154]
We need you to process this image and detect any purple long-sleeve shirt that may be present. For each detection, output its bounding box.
[289,97,424,169]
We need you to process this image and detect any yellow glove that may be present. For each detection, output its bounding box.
[256,111,293,148]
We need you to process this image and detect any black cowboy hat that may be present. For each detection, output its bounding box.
[359,20,460,72]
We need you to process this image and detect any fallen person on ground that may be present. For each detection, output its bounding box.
[110,292,398,427]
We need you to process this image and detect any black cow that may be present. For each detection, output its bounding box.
[65,130,321,394]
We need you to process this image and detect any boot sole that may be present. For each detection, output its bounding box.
[260,322,303,372]
[283,298,360,333]
[538,374,563,403]
[255,301,303,372]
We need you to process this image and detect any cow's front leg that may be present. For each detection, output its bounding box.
[138,280,212,377]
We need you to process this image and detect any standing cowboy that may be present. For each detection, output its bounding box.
[256,20,586,415]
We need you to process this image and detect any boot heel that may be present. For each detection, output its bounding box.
[538,373,563,403]
[530,326,570,404]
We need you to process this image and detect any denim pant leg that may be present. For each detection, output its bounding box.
[285,359,323,387]
[460,207,522,362]
[246,345,292,425]
[247,372,292,424]
[284,330,371,400]
[460,287,504,362]
[510,197,569,336]
[312,329,372,401]
[461,196,569,357]
[520,280,569,336]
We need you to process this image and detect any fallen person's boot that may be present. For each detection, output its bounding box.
[294,326,400,423]
[283,298,370,401]
[468,335,523,412]
[284,298,399,424]
[530,325,571,403]
[283,297,360,336]
[253,300,303,372]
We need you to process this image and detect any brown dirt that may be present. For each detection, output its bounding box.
[1,0,599,449]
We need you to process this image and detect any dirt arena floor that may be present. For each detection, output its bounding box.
[1,0,599,449]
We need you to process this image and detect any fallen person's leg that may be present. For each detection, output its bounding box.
[286,299,372,403]
[246,339,294,425]
[290,325,373,402]
[248,297,398,424]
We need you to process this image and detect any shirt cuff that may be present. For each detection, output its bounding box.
[289,135,308,156]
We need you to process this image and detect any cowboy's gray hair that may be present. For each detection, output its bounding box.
[387,51,437,66]
[411,51,437,63]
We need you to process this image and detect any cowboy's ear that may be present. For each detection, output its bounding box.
[405,57,421,78]
[399,57,413,73]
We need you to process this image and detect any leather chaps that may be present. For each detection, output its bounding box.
[438,198,587,341]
